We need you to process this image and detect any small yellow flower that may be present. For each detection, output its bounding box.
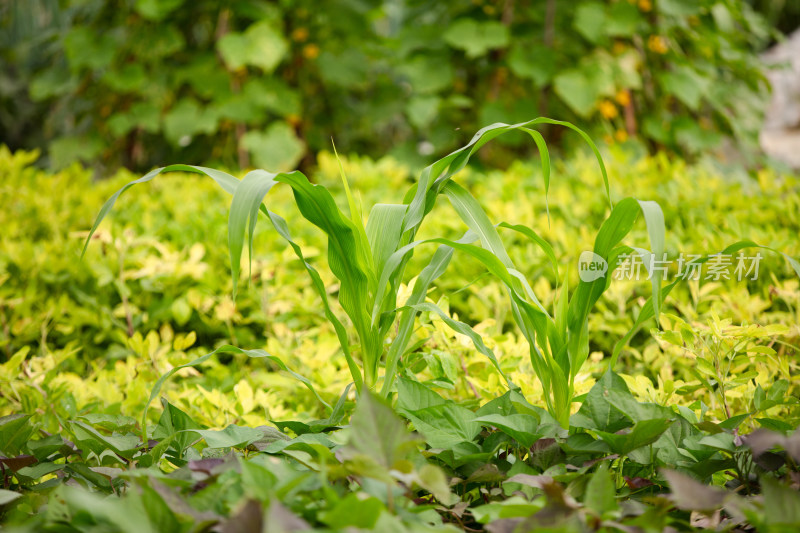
[612,41,627,54]
[638,0,652,12]
[598,100,618,119]
[287,114,301,127]
[615,89,631,107]
[615,129,629,142]
[292,27,309,42]
[648,35,669,54]
[302,43,320,59]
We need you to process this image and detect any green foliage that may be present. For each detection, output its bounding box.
[81,119,800,432]
[81,119,678,429]
[0,0,777,170]
[3,371,800,531]
[2,127,800,530]
[2,142,799,415]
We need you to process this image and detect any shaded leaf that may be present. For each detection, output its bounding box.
[661,470,726,512]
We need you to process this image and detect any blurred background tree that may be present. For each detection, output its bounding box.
[0,0,793,172]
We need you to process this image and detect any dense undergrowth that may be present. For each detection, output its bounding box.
[1,131,800,531]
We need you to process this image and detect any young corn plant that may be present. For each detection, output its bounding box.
[87,118,800,429]
[84,119,666,429]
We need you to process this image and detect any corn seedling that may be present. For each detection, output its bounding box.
[85,119,800,430]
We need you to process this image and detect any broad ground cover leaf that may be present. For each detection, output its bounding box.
[594,418,673,456]
[760,477,800,528]
[260,433,336,455]
[189,425,265,449]
[650,416,699,466]
[27,434,72,462]
[47,484,159,533]
[474,414,541,448]
[472,496,546,523]
[78,414,138,433]
[604,388,676,423]
[584,462,617,516]
[400,401,480,451]
[0,455,36,476]
[150,399,203,458]
[320,492,384,530]
[340,394,458,504]
[395,378,447,411]
[0,488,22,506]
[136,480,183,533]
[271,420,339,436]
[661,469,728,512]
[69,421,141,460]
[271,382,353,437]
[396,378,480,450]
[345,392,419,478]
[570,372,632,432]
[745,428,800,463]
[0,414,36,456]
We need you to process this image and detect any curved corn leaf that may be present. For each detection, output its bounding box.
[82,165,239,257]
[519,127,551,222]
[333,142,374,281]
[406,302,511,389]
[442,180,514,267]
[376,236,554,396]
[228,170,378,387]
[83,118,623,415]
[403,118,610,238]
[366,203,408,305]
[442,182,551,317]
[228,170,278,298]
[84,165,368,392]
[261,209,364,392]
[498,222,560,283]
[566,198,665,385]
[380,231,478,395]
[636,200,666,319]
